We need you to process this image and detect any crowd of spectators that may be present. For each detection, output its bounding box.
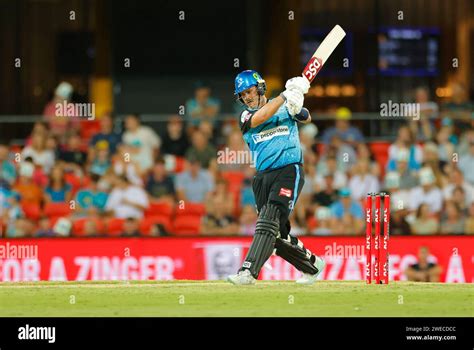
[0,82,473,238]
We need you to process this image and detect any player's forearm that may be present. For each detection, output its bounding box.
[250,95,285,128]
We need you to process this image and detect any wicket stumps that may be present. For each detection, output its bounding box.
[365,192,390,284]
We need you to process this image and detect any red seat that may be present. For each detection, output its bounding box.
[105,218,125,236]
[140,216,172,235]
[44,202,72,218]
[64,173,82,195]
[172,215,202,235]
[221,171,245,193]
[22,203,41,221]
[175,203,206,217]
[80,120,101,141]
[145,201,173,218]
[175,156,185,173]
[307,217,318,231]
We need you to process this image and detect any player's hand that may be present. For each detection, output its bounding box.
[285,76,310,94]
[282,89,304,116]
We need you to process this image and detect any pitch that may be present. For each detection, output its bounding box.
[0,281,472,317]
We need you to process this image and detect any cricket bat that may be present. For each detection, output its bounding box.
[302,25,346,83]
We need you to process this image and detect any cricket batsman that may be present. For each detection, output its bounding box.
[227,70,325,285]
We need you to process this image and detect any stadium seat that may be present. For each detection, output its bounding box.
[145,201,173,218]
[172,215,202,235]
[44,202,72,218]
[21,202,41,221]
[64,173,83,195]
[140,215,172,236]
[174,156,185,173]
[307,216,318,231]
[80,120,101,141]
[175,202,206,217]
[105,218,125,236]
[369,141,390,173]
[221,171,245,193]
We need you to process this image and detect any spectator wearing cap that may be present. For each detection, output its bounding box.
[13,161,43,206]
[89,113,122,156]
[348,159,380,201]
[321,107,364,146]
[409,167,443,215]
[443,167,474,207]
[440,201,465,235]
[387,148,419,190]
[42,81,80,144]
[185,81,221,128]
[0,144,16,186]
[388,126,422,172]
[329,188,364,234]
[105,175,149,219]
[459,141,474,185]
[75,173,109,217]
[175,156,215,203]
[405,246,442,282]
[160,115,190,157]
[122,114,161,173]
[311,206,333,235]
[410,203,439,235]
[146,157,176,204]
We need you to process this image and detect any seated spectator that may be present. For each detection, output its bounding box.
[409,167,443,215]
[89,141,111,176]
[299,123,319,156]
[25,121,49,146]
[0,144,16,186]
[312,174,339,208]
[465,202,474,234]
[105,175,149,219]
[21,133,55,174]
[405,246,442,282]
[44,165,73,204]
[443,82,473,128]
[421,142,447,187]
[201,199,239,235]
[13,162,43,206]
[311,206,333,236]
[329,188,364,234]
[121,217,141,237]
[348,159,380,201]
[390,208,411,235]
[387,125,422,172]
[185,130,217,170]
[35,216,55,237]
[389,148,419,190]
[443,167,474,206]
[3,191,24,238]
[239,205,257,236]
[327,135,357,172]
[457,128,474,159]
[75,173,109,217]
[13,218,36,238]
[146,157,176,204]
[435,126,455,163]
[89,113,121,156]
[383,172,411,211]
[452,186,469,215]
[315,155,348,190]
[440,201,465,235]
[407,87,437,141]
[58,133,87,173]
[112,146,144,187]
[459,141,474,185]
[160,115,190,157]
[354,143,380,178]
[122,114,161,173]
[208,178,235,217]
[321,107,364,146]
[185,81,220,128]
[218,129,252,172]
[410,204,439,235]
[84,219,102,237]
[175,157,215,203]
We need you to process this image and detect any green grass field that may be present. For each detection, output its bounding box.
[0,281,472,317]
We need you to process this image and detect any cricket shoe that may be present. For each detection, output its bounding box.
[227,269,256,285]
[296,255,326,285]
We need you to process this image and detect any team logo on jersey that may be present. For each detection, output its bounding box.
[251,125,290,144]
[240,110,252,123]
[279,188,292,198]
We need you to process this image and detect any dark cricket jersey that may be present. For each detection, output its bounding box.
[239,102,303,172]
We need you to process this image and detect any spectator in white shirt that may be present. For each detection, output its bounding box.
[122,114,161,173]
[21,133,55,174]
[409,167,443,215]
[348,159,380,201]
[105,175,149,219]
